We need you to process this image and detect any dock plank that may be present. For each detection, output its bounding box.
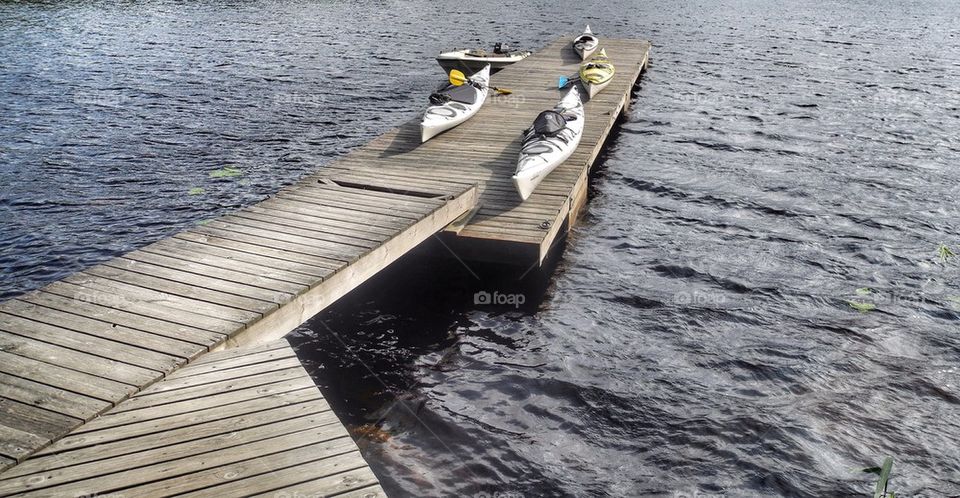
[0,351,134,402]
[108,367,306,413]
[146,237,326,286]
[124,249,308,296]
[104,256,295,306]
[0,425,47,461]
[1,298,200,360]
[42,280,240,335]
[71,268,265,323]
[0,398,79,441]
[18,290,224,347]
[0,339,380,497]
[0,372,108,421]
[0,328,157,386]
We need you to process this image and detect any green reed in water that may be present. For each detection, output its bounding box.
[861,457,894,498]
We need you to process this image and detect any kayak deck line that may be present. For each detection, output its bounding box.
[0,36,649,496]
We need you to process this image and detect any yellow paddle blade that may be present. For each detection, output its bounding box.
[449,69,468,86]
[448,69,512,94]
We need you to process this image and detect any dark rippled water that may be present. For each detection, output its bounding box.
[3,0,960,496]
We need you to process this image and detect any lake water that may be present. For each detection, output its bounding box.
[1,0,959,496]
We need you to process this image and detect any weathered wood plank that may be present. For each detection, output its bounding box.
[80,378,316,433]
[1,298,200,360]
[73,267,267,322]
[145,237,325,287]
[21,407,340,474]
[197,220,369,262]
[104,257,294,307]
[175,230,346,273]
[247,464,381,498]
[259,197,414,231]
[124,249,307,296]
[63,384,320,439]
[133,358,306,396]
[0,424,47,461]
[0,398,79,440]
[335,483,389,498]
[108,367,306,413]
[241,202,399,237]
[164,345,297,380]
[117,437,360,497]
[0,351,134,402]
[1,421,344,496]
[0,372,108,421]
[18,290,224,348]
[218,214,380,250]
[42,280,240,335]
[187,338,292,366]
[230,209,391,245]
[0,328,158,386]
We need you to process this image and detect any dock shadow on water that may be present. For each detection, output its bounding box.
[288,243,565,497]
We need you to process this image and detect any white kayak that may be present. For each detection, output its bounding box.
[573,25,599,61]
[420,64,490,142]
[512,86,584,201]
[436,44,531,74]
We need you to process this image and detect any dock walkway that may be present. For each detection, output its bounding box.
[0,36,650,495]
[0,339,384,497]
[0,179,476,469]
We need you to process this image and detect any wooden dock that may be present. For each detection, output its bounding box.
[0,36,650,495]
[0,180,477,470]
[306,37,652,264]
[0,339,384,497]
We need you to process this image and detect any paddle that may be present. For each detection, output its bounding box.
[558,75,580,88]
[449,69,512,95]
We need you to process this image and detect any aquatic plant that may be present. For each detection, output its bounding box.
[847,300,876,313]
[187,187,205,195]
[210,166,242,178]
[862,457,894,498]
[937,243,955,263]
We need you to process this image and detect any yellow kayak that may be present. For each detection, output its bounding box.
[578,48,615,98]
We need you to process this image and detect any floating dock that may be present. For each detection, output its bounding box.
[0,37,650,495]
[0,339,384,497]
[310,37,651,264]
